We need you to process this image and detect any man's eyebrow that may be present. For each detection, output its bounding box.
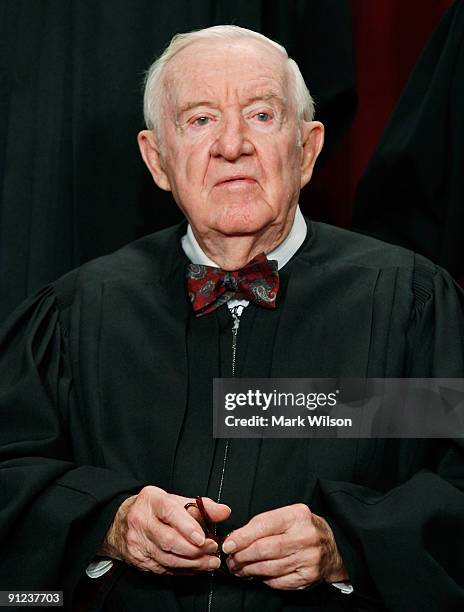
[177,101,215,115]
[242,92,287,107]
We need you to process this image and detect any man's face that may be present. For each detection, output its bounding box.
[140,39,322,238]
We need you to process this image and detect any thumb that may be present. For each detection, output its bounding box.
[202,498,231,523]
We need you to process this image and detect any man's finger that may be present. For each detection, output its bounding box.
[227,534,292,569]
[223,505,303,554]
[146,523,219,558]
[184,498,231,526]
[154,494,208,546]
[228,554,296,579]
[263,568,320,591]
[262,574,304,590]
[200,497,232,523]
[152,549,222,572]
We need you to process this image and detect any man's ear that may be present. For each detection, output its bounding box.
[137,130,172,192]
[299,121,324,189]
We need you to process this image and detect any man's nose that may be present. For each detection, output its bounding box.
[210,115,254,160]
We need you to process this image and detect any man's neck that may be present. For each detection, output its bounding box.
[196,217,294,270]
[182,205,307,271]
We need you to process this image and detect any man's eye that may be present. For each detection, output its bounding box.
[193,116,210,126]
[256,112,271,122]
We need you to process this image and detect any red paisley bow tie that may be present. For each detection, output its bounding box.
[186,253,280,317]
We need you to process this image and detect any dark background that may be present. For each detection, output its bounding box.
[1,0,461,321]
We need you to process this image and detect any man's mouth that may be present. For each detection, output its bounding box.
[216,176,256,186]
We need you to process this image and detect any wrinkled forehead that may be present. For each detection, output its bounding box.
[163,39,291,113]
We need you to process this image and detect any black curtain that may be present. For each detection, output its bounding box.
[353,0,464,283]
[0,0,356,321]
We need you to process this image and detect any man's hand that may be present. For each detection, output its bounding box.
[223,504,348,590]
[98,486,231,575]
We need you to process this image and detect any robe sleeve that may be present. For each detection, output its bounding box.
[320,264,464,611]
[0,286,145,595]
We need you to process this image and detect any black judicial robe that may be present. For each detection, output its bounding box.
[1,220,464,611]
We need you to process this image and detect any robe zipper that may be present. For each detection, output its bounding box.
[207,306,241,612]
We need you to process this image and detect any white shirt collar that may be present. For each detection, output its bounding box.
[181,205,307,270]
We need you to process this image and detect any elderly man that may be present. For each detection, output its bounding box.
[1,25,463,612]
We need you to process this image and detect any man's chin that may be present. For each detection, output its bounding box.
[210,205,273,237]
[212,218,270,237]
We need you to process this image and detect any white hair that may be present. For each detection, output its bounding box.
[143,25,315,136]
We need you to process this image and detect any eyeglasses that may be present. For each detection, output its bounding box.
[185,496,230,574]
